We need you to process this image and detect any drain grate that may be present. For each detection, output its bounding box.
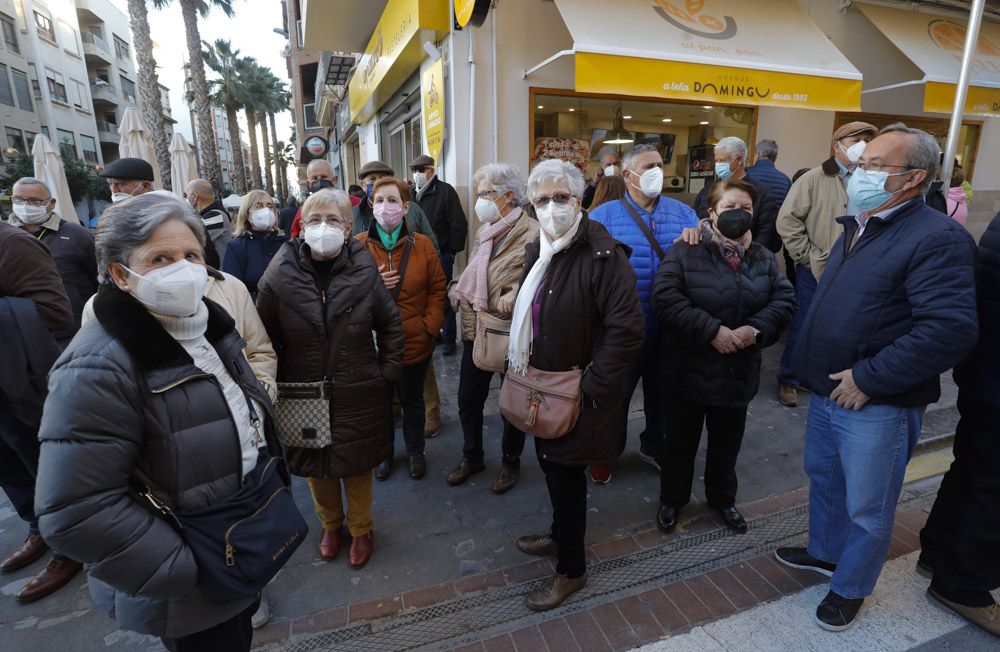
[264,485,936,652]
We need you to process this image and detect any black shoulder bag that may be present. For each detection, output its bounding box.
[620,199,666,261]
[391,234,416,302]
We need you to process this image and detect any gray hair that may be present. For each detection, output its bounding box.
[877,122,940,192]
[96,191,206,284]
[472,163,526,205]
[301,188,353,227]
[715,137,748,161]
[527,159,586,199]
[13,177,52,196]
[755,139,778,161]
[622,144,659,173]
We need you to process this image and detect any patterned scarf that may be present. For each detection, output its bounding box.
[699,218,748,272]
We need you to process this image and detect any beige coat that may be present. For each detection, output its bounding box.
[453,212,539,342]
[82,269,278,399]
[776,157,848,279]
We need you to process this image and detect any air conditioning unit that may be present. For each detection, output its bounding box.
[665,176,684,192]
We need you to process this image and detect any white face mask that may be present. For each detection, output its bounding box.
[124,259,208,318]
[111,190,139,204]
[304,222,345,257]
[839,139,867,165]
[249,207,275,230]
[630,167,664,198]
[603,165,620,177]
[475,197,503,223]
[13,204,50,225]
[536,201,579,240]
[413,171,428,190]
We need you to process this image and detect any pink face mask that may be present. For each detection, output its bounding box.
[373,200,404,231]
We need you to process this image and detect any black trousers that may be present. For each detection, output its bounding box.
[920,394,1000,607]
[392,358,431,455]
[161,598,259,652]
[659,394,748,510]
[457,341,526,467]
[0,405,41,535]
[538,454,587,579]
[440,252,457,342]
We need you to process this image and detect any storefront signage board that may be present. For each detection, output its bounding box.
[349,0,449,123]
[421,57,446,164]
[925,81,1000,118]
[455,0,490,28]
[576,53,862,112]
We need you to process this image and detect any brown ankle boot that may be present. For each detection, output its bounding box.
[525,573,587,611]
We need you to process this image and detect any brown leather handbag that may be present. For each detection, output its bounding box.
[499,365,582,439]
[472,312,510,373]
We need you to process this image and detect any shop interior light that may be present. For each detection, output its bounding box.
[537,105,544,109]
[623,115,632,119]
[699,120,710,125]
[702,105,712,109]
[604,104,634,145]
[661,118,672,122]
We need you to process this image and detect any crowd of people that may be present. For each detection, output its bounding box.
[0,119,997,651]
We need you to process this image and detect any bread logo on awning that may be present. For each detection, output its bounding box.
[653,0,737,40]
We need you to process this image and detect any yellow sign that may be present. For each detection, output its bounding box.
[349,0,449,123]
[455,0,476,27]
[422,58,445,164]
[925,81,1000,118]
[575,52,861,112]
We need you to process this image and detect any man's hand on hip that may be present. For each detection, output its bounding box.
[829,369,870,410]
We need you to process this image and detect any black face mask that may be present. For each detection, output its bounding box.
[716,208,753,239]
[309,179,335,193]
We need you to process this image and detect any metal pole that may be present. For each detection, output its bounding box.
[941,0,985,186]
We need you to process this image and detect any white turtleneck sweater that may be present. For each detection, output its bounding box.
[153,303,260,477]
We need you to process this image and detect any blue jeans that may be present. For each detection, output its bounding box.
[777,264,817,386]
[804,395,923,599]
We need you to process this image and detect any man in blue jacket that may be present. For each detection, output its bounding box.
[774,124,978,632]
[589,144,698,485]
[745,139,791,209]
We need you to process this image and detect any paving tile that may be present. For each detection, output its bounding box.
[589,603,641,650]
[662,580,712,625]
[251,618,289,648]
[452,643,485,652]
[891,522,921,552]
[636,588,688,632]
[726,561,781,603]
[706,568,757,610]
[537,617,581,652]
[509,625,547,652]
[563,610,612,651]
[747,555,805,595]
[591,536,641,560]
[684,575,737,619]
[348,594,403,622]
[454,570,506,594]
[402,582,456,610]
[481,633,517,652]
[615,595,667,643]
[503,559,554,584]
[894,508,929,535]
[290,607,348,636]
[633,529,674,549]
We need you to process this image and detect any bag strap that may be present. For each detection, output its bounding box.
[620,199,665,261]
[948,201,960,218]
[391,234,415,302]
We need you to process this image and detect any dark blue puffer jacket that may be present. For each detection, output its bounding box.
[791,198,978,407]
[746,159,792,209]
[953,211,1000,409]
[589,194,698,337]
[222,230,287,301]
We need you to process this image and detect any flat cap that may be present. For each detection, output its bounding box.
[832,121,878,142]
[100,157,155,181]
[409,154,434,169]
[358,160,395,178]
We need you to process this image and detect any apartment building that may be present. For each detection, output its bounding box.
[280,0,324,193]
[0,0,42,173]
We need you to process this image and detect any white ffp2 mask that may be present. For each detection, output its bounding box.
[249,208,276,230]
[304,222,345,257]
[125,260,208,317]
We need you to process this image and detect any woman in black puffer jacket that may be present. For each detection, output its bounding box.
[651,178,795,535]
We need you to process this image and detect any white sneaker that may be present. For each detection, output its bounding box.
[252,594,272,629]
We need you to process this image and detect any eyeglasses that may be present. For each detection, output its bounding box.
[11,196,50,206]
[476,190,498,199]
[531,193,574,208]
[855,162,913,174]
[302,217,345,228]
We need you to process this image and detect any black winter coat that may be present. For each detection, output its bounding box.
[35,286,277,638]
[35,219,98,343]
[222,229,286,301]
[954,211,1000,409]
[256,238,405,478]
[522,216,645,466]
[652,239,796,407]
[694,176,782,252]
[416,175,468,255]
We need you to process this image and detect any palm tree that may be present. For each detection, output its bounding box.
[267,76,290,198]
[257,70,286,196]
[203,39,248,194]
[270,140,295,201]
[126,0,172,189]
[239,59,267,191]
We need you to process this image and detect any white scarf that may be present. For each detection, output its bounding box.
[507,213,583,374]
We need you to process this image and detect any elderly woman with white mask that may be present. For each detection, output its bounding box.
[505,159,644,611]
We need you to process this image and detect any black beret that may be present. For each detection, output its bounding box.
[100,157,154,181]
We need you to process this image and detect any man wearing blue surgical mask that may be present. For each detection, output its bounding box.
[776,123,977,633]
[693,137,781,253]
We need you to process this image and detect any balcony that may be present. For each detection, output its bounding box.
[97,121,118,144]
[90,81,119,108]
[82,32,113,66]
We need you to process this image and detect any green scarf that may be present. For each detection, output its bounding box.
[375,222,403,250]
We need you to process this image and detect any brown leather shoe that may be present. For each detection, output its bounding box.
[516,533,557,557]
[778,384,799,407]
[16,558,82,603]
[1,535,48,572]
[319,528,342,561]
[447,458,486,486]
[491,466,520,494]
[424,419,441,438]
[928,588,1000,636]
[348,532,374,569]
[525,573,587,611]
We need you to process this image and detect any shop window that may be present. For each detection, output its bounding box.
[57,129,76,160]
[34,12,55,44]
[1,12,18,54]
[833,114,981,184]
[12,68,32,111]
[0,64,13,107]
[81,135,98,164]
[532,92,754,198]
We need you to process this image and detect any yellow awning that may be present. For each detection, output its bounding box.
[556,0,862,111]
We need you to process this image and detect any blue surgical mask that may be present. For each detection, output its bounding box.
[714,161,733,180]
[365,183,374,199]
[846,167,911,212]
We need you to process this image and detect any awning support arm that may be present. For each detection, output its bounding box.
[941,0,985,186]
[522,50,574,79]
[860,80,925,95]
